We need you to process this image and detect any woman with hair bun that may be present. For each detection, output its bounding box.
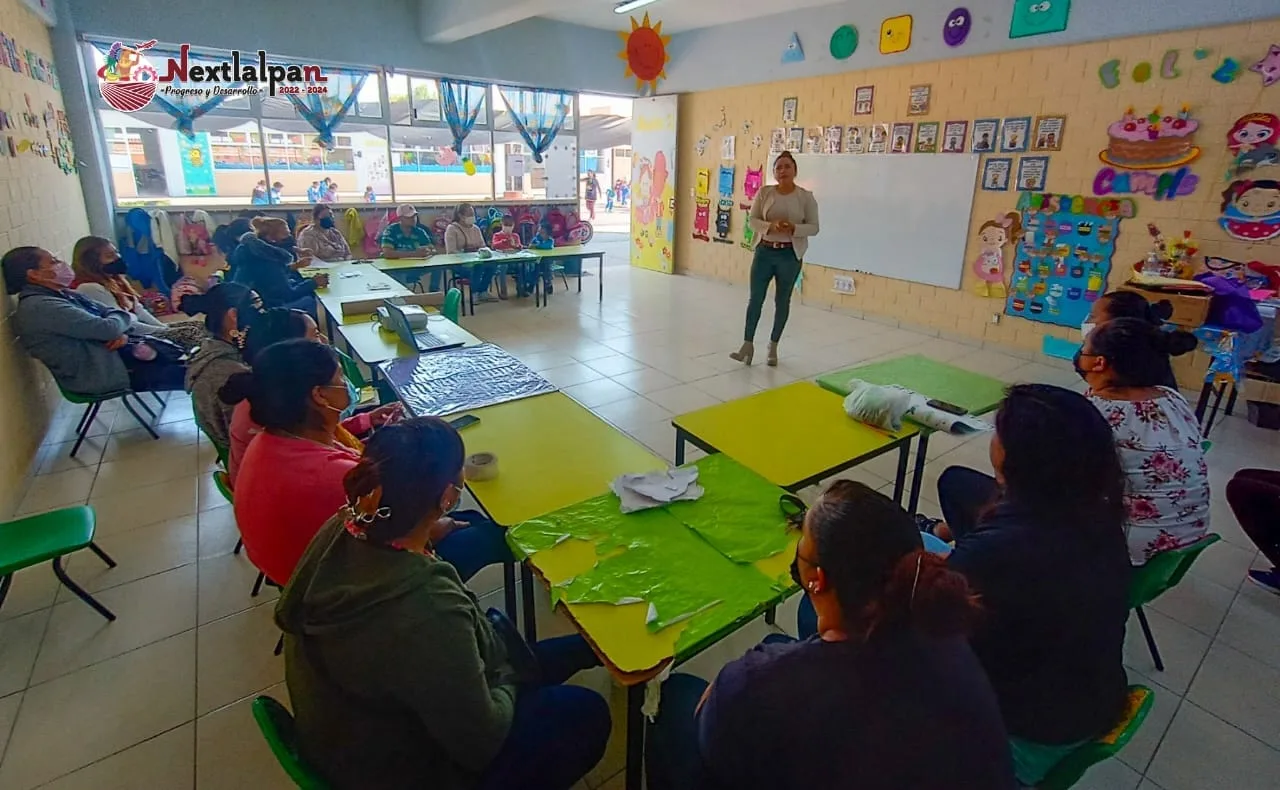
[646,480,1014,790]
[275,417,609,790]
[1077,318,1210,563]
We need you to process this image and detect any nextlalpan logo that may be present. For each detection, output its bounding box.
[97,41,328,112]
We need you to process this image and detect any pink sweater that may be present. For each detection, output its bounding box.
[227,400,371,487]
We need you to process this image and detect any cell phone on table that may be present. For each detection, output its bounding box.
[449,414,480,431]
[926,399,966,416]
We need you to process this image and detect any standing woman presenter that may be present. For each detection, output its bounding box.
[732,151,820,366]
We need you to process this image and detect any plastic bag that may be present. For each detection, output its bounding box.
[842,379,914,431]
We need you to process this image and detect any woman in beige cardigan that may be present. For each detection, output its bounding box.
[732,151,820,366]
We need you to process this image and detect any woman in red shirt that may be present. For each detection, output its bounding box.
[225,339,511,587]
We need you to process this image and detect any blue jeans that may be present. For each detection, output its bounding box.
[470,264,496,294]
[281,293,319,321]
[434,510,513,581]
[647,634,796,790]
[478,635,610,790]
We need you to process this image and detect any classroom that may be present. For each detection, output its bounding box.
[1,0,1280,788]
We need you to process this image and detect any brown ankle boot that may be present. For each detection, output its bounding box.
[767,342,778,367]
[729,341,754,365]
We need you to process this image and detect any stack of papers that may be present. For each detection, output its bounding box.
[611,468,704,514]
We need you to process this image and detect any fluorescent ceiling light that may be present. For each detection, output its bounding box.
[614,0,660,14]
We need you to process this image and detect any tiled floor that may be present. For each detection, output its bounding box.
[2,234,1279,789]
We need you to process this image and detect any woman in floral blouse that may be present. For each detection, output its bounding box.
[1075,318,1210,564]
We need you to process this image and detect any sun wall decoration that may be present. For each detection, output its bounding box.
[618,13,672,95]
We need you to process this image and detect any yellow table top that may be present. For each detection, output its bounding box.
[672,381,919,489]
[525,245,605,259]
[335,312,481,365]
[313,263,412,325]
[461,392,666,526]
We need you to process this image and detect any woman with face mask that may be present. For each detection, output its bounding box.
[229,216,328,315]
[297,204,352,262]
[180,283,263,456]
[446,202,503,302]
[224,340,512,594]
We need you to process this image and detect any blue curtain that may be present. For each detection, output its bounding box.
[498,87,571,163]
[440,79,487,154]
[287,69,370,149]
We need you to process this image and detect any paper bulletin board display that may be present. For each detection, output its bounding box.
[1005,192,1135,328]
[631,95,678,273]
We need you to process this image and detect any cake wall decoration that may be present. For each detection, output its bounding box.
[1099,105,1200,170]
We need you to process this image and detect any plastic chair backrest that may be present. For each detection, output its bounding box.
[1128,534,1221,608]
[213,470,234,506]
[443,287,462,324]
[335,348,368,390]
[1038,685,1154,790]
[250,696,328,790]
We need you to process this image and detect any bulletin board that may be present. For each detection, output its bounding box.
[791,153,980,289]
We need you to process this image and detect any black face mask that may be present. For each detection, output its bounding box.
[102,258,128,276]
[790,553,803,589]
[1072,349,1088,380]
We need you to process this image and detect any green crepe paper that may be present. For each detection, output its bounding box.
[815,354,1007,415]
[664,454,793,564]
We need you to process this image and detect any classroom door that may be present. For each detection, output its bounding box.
[630,95,677,273]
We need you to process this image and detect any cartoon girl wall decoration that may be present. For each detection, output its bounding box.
[972,212,1022,297]
[1228,113,1280,154]
[1219,179,1280,242]
[634,150,669,226]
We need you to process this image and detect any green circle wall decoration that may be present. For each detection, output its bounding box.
[830,25,858,60]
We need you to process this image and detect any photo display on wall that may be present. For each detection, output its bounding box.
[1005,193,1131,328]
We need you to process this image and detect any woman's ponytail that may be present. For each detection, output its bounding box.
[859,551,980,640]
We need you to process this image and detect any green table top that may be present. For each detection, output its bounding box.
[816,354,1007,416]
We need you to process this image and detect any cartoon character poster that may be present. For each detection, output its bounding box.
[630,95,677,272]
[713,199,734,244]
[1226,113,1280,178]
[1005,192,1128,328]
[740,166,763,209]
[693,198,712,242]
[1219,179,1280,242]
[972,212,1022,297]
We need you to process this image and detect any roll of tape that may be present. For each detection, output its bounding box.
[464,452,499,481]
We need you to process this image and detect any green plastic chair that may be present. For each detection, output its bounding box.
[251,696,328,789]
[1037,685,1154,789]
[335,348,368,390]
[0,505,117,621]
[58,385,160,458]
[192,396,230,470]
[443,287,462,324]
[1129,534,1221,671]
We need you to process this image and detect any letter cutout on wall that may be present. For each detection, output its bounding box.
[880,15,913,54]
[1010,0,1071,39]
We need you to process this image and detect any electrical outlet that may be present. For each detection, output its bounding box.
[990,313,1001,324]
[833,275,856,294]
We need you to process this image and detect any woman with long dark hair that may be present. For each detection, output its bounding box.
[181,282,263,454]
[938,384,1131,787]
[731,151,820,367]
[647,480,1014,790]
[276,417,609,789]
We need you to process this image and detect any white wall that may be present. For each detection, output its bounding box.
[661,0,1280,93]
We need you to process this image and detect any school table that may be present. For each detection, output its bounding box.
[526,245,607,307]
[671,381,919,500]
[370,251,540,312]
[457,391,667,637]
[815,354,1006,512]
[310,263,412,327]
[507,454,797,790]
[333,311,481,366]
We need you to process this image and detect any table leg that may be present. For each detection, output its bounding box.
[598,254,604,301]
[578,257,583,293]
[521,566,537,642]
[765,607,777,626]
[674,428,686,466]
[503,561,517,623]
[907,434,930,514]
[1203,383,1229,438]
[1194,381,1214,422]
[892,441,909,505]
[625,682,646,790]
[1225,383,1239,417]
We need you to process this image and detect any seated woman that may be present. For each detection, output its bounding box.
[71,236,206,350]
[936,384,1131,787]
[446,202,502,301]
[181,283,263,457]
[225,339,508,591]
[230,217,328,315]
[297,204,352,262]
[1226,468,1280,593]
[1082,291,1181,387]
[647,479,1014,790]
[276,417,610,790]
[1078,318,1210,563]
[4,246,186,395]
[222,308,373,487]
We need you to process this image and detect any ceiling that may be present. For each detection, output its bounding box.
[420,0,845,44]
[539,0,845,34]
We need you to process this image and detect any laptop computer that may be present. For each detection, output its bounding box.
[381,301,465,354]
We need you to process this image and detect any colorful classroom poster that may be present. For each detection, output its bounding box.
[972,118,999,152]
[176,132,216,196]
[915,122,940,153]
[890,122,913,153]
[1017,156,1050,190]
[1005,192,1128,328]
[630,95,677,273]
[982,158,1012,190]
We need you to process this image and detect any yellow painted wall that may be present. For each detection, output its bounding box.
[675,18,1280,352]
[0,1,92,513]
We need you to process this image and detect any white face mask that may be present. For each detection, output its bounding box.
[462,216,475,227]
[1080,321,1096,339]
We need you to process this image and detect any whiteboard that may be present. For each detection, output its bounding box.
[791,153,980,289]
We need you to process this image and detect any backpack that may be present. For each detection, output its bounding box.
[362,210,389,257]
[342,208,365,253]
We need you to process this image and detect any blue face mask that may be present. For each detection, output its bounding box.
[320,379,361,422]
[319,216,335,229]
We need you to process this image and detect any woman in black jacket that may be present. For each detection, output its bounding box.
[939,384,1131,787]
[231,217,328,316]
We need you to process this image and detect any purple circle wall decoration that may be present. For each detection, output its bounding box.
[944,8,971,47]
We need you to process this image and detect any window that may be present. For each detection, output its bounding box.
[389,126,493,202]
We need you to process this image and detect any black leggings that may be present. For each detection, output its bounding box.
[937,466,1000,541]
[1226,469,1280,567]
